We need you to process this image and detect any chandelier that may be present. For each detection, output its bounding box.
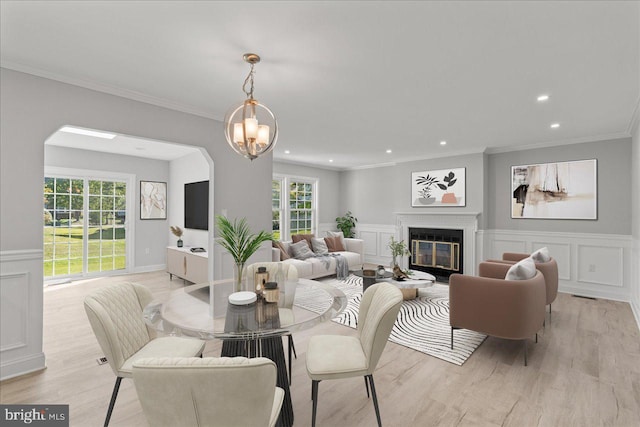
[224,53,278,161]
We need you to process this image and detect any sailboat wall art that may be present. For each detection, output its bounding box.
[511,159,597,219]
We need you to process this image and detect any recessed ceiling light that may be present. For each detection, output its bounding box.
[60,126,116,139]
[537,94,550,102]
[284,150,290,154]
[386,149,392,153]
[440,141,447,146]
[329,159,334,163]
[550,123,560,129]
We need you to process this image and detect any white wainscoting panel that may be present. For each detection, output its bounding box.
[355,224,397,266]
[631,241,640,331]
[577,245,623,287]
[0,250,46,380]
[484,230,632,302]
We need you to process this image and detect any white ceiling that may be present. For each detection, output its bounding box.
[2,1,639,169]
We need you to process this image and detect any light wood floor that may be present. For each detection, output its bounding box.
[1,270,639,427]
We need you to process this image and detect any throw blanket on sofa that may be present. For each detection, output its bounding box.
[309,253,349,280]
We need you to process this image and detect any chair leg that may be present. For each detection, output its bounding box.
[289,334,297,359]
[535,333,538,343]
[104,377,122,427]
[549,303,552,323]
[311,380,320,427]
[287,336,292,385]
[450,327,454,349]
[364,376,370,398]
[367,375,383,427]
[523,340,528,367]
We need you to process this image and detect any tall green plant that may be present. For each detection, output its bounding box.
[215,215,273,265]
[335,211,358,238]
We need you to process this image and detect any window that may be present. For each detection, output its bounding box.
[272,175,317,240]
[44,169,132,280]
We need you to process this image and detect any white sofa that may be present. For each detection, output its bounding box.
[271,238,364,279]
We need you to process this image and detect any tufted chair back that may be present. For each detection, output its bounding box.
[356,283,403,374]
[84,282,155,377]
[246,262,298,308]
[133,357,284,427]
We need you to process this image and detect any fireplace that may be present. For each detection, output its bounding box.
[409,227,463,282]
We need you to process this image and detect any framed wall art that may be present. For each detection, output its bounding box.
[411,167,466,207]
[511,159,597,219]
[140,180,167,220]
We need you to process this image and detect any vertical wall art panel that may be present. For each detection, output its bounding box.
[511,159,597,219]
[411,167,466,207]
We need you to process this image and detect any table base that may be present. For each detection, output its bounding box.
[221,337,293,427]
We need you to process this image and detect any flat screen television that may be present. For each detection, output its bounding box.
[184,180,209,230]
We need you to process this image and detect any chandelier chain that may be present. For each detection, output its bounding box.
[242,63,255,99]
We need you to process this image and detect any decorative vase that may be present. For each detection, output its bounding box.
[441,193,457,204]
[177,239,183,248]
[233,262,247,293]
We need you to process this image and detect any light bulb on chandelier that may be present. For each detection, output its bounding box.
[224,53,278,161]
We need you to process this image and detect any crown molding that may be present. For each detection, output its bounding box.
[1,61,222,122]
[484,132,632,155]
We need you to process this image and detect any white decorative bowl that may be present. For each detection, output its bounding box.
[228,291,257,305]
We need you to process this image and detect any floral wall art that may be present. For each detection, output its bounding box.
[511,159,597,219]
[411,167,466,207]
[140,180,167,220]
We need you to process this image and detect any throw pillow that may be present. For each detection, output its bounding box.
[531,247,551,263]
[291,233,315,248]
[272,241,290,261]
[505,257,537,280]
[290,239,314,259]
[311,237,329,255]
[324,236,346,252]
[326,230,345,247]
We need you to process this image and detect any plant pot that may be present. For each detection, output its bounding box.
[417,197,436,205]
[441,193,457,204]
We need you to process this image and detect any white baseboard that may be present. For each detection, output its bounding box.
[131,264,166,274]
[0,351,46,381]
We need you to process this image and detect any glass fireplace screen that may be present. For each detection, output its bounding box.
[411,240,460,271]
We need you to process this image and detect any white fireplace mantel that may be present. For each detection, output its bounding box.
[394,212,481,276]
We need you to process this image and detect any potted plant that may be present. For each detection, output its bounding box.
[415,174,440,205]
[388,236,410,268]
[170,225,184,247]
[215,215,273,292]
[335,211,358,238]
[438,171,458,203]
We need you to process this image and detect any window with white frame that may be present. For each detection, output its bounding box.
[272,175,318,240]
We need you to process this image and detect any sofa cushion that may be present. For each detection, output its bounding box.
[505,257,537,280]
[326,231,345,247]
[324,236,345,252]
[290,240,314,259]
[272,241,291,260]
[531,247,551,263]
[311,238,329,255]
[291,234,314,248]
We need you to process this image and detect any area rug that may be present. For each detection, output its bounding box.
[295,275,486,366]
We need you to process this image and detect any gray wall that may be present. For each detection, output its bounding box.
[0,68,273,254]
[339,153,486,226]
[486,137,632,234]
[273,161,342,224]
[44,145,171,268]
[631,117,639,322]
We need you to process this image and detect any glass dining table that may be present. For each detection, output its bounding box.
[143,277,347,427]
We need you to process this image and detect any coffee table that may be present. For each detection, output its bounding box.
[352,269,394,292]
[380,269,435,300]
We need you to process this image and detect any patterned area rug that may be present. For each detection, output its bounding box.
[296,274,486,366]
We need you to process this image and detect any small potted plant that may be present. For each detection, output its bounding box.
[216,215,273,293]
[170,226,184,247]
[388,236,410,269]
[438,171,458,203]
[415,174,439,205]
[335,211,358,238]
